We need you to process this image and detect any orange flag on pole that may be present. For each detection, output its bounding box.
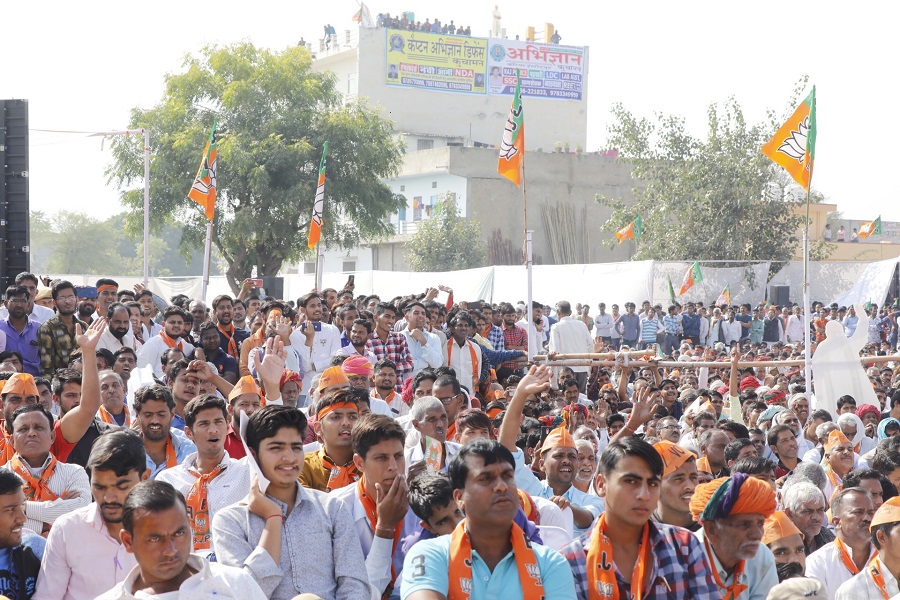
[761,87,816,190]
[307,141,328,249]
[498,77,524,187]
[187,122,217,221]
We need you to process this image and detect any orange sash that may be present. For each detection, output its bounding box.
[823,460,843,498]
[160,331,183,350]
[447,339,479,391]
[704,534,747,600]
[186,462,226,550]
[422,436,444,472]
[358,477,402,599]
[835,536,869,576]
[217,323,238,358]
[98,405,130,428]
[587,514,651,600]
[320,449,359,492]
[446,421,458,443]
[868,556,891,600]
[448,520,543,600]
[10,454,59,502]
[0,428,16,466]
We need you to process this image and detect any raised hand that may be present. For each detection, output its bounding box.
[75,318,107,351]
[257,336,287,384]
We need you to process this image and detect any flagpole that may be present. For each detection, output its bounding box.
[201,220,213,302]
[142,129,150,286]
[315,242,325,291]
[522,156,533,361]
[803,182,813,401]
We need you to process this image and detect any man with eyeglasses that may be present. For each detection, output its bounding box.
[0,286,42,376]
[0,272,54,325]
[657,416,682,443]
[38,280,89,378]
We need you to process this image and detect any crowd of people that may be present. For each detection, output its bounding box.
[0,271,897,598]
[375,13,473,36]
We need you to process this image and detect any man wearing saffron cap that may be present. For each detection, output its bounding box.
[690,472,779,600]
[342,355,392,416]
[652,440,701,531]
[823,429,856,501]
[763,511,806,578]
[562,437,718,600]
[300,388,360,492]
[806,486,877,599]
[835,494,900,599]
[499,365,604,535]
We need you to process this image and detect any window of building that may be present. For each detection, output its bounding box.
[417,139,434,151]
[432,181,437,188]
[342,260,356,272]
[413,196,423,221]
[303,262,315,274]
[400,185,405,191]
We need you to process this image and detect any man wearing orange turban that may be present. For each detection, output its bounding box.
[806,486,877,599]
[498,365,604,535]
[763,511,806,577]
[691,473,778,600]
[835,495,900,598]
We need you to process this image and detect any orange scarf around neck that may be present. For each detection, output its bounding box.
[587,514,651,600]
[186,461,226,550]
[358,477,402,598]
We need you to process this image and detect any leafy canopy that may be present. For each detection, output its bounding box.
[598,88,825,265]
[107,42,406,291]
[407,195,486,272]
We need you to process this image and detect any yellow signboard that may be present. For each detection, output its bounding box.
[385,29,488,94]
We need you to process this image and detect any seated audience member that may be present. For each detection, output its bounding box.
[406,396,460,472]
[835,495,900,599]
[300,389,361,492]
[34,430,149,600]
[212,405,371,599]
[0,470,44,599]
[5,404,91,535]
[782,481,833,555]
[132,385,196,479]
[762,511,807,580]
[652,440,701,531]
[96,480,267,599]
[157,394,250,555]
[400,439,576,599]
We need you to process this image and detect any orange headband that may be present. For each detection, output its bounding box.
[486,407,504,420]
[267,308,283,321]
[316,401,358,421]
[97,284,118,294]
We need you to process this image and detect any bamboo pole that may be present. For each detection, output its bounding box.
[534,355,900,369]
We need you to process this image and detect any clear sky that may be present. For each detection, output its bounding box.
[5,1,897,222]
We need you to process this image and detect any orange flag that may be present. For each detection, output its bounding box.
[497,77,524,187]
[307,141,328,249]
[187,122,217,221]
[761,87,816,190]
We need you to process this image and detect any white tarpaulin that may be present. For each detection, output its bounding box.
[831,257,899,307]
[492,262,654,307]
[652,262,771,307]
[767,261,875,306]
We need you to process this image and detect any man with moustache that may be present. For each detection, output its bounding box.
[38,280,88,378]
[132,385,196,479]
[96,303,139,354]
[782,481,834,555]
[652,441,701,531]
[823,430,857,501]
[33,431,150,600]
[835,495,900,598]
[0,470,42,600]
[806,487,877,598]
[762,511,806,582]
[691,472,779,600]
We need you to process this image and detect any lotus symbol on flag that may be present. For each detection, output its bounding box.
[499,107,522,161]
[776,116,809,163]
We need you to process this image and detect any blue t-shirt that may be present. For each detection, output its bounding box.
[734,314,752,339]
[400,531,575,600]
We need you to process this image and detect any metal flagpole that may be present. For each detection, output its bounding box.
[315,243,325,291]
[522,156,533,361]
[201,220,213,302]
[803,185,813,398]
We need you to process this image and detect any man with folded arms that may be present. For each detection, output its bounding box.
[690,472,779,600]
[836,494,900,598]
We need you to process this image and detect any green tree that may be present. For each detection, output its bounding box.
[45,211,124,275]
[107,42,406,292]
[407,196,487,272]
[599,88,825,266]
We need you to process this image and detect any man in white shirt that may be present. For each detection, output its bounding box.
[593,303,615,346]
[399,301,442,377]
[137,306,194,379]
[157,394,250,556]
[34,430,150,600]
[290,292,341,406]
[442,311,482,397]
[786,306,805,344]
[0,272,55,324]
[836,494,900,599]
[549,301,594,392]
[97,479,267,600]
[517,301,547,358]
[806,486,877,599]
[96,303,140,354]
[4,404,91,535]
[333,414,418,599]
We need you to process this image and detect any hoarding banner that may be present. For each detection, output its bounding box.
[385,28,488,94]
[487,40,586,100]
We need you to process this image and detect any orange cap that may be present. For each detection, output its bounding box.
[653,441,694,478]
[824,429,851,454]
[540,424,575,454]
[871,496,900,530]
[228,375,261,401]
[318,366,349,392]
[763,511,803,546]
[1,373,39,398]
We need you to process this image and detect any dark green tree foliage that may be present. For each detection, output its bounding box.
[599,95,821,264]
[107,42,406,291]
[407,195,487,272]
